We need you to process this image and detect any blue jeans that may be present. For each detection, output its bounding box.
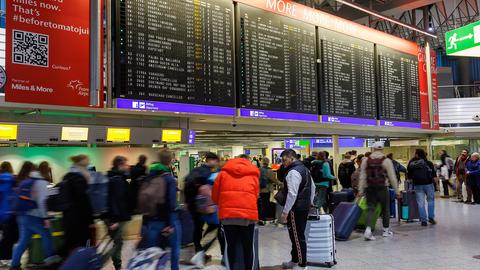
[143,218,181,270]
[11,215,54,267]
[414,184,435,222]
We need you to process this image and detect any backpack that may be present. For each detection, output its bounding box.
[310,161,325,183]
[0,173,14,222]
[445,157,454,171]
[137,173,168,217]
[260,168,268,189]
[366,157,387,186]
[409,159,433,181]
[195,184,216,214]
[14,178,38,214]
[88,171,109,216]
[338,162,353,181]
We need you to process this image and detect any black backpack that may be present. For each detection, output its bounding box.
[310,161,325,184]
[409,159,433,181]
[338,162,351,181]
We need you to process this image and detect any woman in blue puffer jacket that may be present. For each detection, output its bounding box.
[466,152,480,204]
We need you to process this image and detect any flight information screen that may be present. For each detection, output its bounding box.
[237,3,318,114]
[115,0,235,107]
[377,46,421,122]
[319,28,376,119]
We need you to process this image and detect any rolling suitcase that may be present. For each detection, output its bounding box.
[329,191,350,213]
[399,190,419,222]
[178,207,194,246]
[332,202,361,241]
[341,188,355,202]
[305,211,337,268]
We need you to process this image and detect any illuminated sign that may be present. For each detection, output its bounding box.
[61,127,89,142]
[446,20,480,57]
[234,0,418,55]
[188,130,196,145]
[162,130,182,143]
[0,124,17,141]
[107,128,131,142]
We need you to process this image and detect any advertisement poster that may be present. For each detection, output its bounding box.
[5,0,102,107]
[418,47,430,129]
[430,49,439,130]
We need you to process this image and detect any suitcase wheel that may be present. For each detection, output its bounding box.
[326,262,333,268]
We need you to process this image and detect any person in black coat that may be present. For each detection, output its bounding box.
[62,155,94,257]
[129,155,148,212]
[106,156,131,270]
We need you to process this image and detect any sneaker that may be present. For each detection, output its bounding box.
[428,219,437,225]
[190,251,205,268]
[382,228,393,237]
[364,230,376,241]
[282,261,298,269]
[421,221,428,226]
[44,255,62,266]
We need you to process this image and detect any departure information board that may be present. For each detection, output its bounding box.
[319,29,376,119]
[115,0,235,108]
[237,3,318,115]
[377,46,421,122]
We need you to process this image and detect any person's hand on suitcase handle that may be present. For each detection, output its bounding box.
[280,212,288,224]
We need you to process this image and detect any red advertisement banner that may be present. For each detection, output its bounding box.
[5,0,101,107]
[418,47,430,129]
[430,50,440,130]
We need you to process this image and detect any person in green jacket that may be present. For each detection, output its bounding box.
[311,151,336,213]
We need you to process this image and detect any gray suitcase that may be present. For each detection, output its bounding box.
[305,213,337,268]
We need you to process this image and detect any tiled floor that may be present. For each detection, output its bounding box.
[173,198,480,270]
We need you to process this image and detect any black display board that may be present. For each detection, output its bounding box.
[377,46,421,122]
[237,3,318,114]
[115,0,235,107]
[319,28,376,118]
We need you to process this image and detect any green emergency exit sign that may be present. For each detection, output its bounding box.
[446,20,480,56]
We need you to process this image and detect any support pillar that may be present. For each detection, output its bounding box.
[332,135,340,189]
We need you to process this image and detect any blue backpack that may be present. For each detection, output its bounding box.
[14,178,38,214]
[0,173,15,222]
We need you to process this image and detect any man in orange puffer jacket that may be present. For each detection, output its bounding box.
[212,154,260,270]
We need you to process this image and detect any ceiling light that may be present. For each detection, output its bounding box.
[336,0,437,38]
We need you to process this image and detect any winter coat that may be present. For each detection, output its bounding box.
[212,158,260,221]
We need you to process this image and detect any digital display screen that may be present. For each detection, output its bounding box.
[0,124,17,141]
[61,127,89,141]
[377,46,420,123]
[107,128,131,143]
[115,0,235,108]
[237,3,318,115]
[319,28,376,119]
[162,130,182,143]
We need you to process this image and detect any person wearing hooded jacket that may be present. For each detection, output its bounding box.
[142,149,180,270]
[212,155,260,270]
[105,156,132,270]
[61,155,94,257]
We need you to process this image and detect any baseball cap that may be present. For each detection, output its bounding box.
[372,141,385,150]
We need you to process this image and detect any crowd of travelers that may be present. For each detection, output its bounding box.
[0,145,475,269]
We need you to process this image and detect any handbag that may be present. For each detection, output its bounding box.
[274,187,286,206]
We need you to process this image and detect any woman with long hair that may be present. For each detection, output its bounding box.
[0,162,17,265]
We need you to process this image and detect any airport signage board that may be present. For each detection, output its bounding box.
[188,130,196,145]
[162,130,182,143]
[61,127,89,142]
[445,21,480,57]
[116,98,235,116]
[321,116,377,126]
[240,109,318,122]
[285,138,365,149]
[5,0,100,107]
[0,124,18,141]
[107,128,130,143]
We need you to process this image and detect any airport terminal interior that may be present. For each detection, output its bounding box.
[0,0,480,269]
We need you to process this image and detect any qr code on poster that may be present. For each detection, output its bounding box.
[12,30,49,67]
